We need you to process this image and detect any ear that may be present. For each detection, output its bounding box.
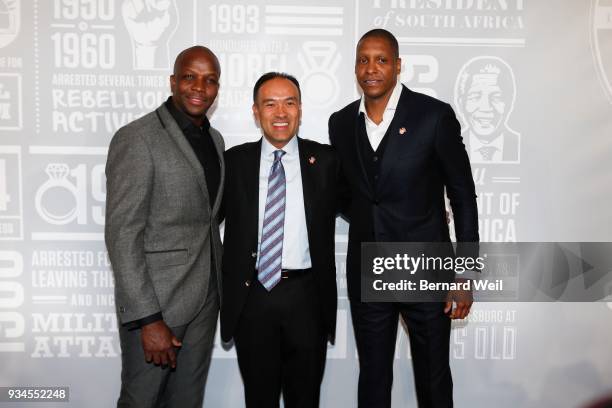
[170,75,176,93]
[396,57,402,76]
[298,101,303,126]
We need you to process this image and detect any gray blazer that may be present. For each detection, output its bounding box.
[105,102,224,328]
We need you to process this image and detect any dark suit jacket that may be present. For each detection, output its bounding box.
[221,137,340,343]
[329,85,479,301]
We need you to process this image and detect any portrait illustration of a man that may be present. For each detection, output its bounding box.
[455,56,520,164]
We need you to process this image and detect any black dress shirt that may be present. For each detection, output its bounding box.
[165,97,221,203]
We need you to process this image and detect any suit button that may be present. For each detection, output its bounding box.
[373,156,378,162]
[245,280,251,287]
[251,251,257,258]
[119,306,125,313]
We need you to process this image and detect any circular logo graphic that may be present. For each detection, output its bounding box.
[591,0,612,104]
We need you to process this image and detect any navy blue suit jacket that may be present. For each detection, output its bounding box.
[329,86,479,300]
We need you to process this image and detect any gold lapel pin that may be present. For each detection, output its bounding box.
[308,156,316,164]
[399,127,407,135]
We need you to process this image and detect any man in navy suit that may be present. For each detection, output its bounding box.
[329,29,479,408]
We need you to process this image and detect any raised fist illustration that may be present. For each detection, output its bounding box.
[122,0,178,69]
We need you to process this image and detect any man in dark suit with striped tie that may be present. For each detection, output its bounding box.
[221,72,341,408]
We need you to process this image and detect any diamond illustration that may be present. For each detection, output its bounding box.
[45,163,70,180]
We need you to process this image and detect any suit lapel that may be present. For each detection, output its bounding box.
[246,140,262,248]
[155,104,210,205]
[209,127,225,217]
[377,86,416,190]
[354,113,375,198]
[297,137,315,242]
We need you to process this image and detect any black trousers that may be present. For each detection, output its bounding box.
[350,301,453,408]
[234,272,327,408]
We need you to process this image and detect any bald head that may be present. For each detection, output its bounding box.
[173,46,220,77]
[170,46,221,126]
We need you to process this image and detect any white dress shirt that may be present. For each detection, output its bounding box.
[257,136,312,270]
[358,80,403,151]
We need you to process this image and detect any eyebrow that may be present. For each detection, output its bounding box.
[261,96,299,103]
[357,53,389,59]
[181,70,219,77]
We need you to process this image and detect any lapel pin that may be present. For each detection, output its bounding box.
[308,156,316,164]
[399,127,407,135]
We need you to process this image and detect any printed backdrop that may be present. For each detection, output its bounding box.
[1,0,612,407]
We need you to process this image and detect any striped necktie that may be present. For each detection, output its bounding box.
[257,149,286,291]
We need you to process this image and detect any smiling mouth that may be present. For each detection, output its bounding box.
[473,115,495,123]
[187,96,207,105]
[272,122,289,128]
[363,79,382,86]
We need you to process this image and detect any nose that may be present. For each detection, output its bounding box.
[365,60,377,74]
[477,96,493,112]
[274,104,287,117]
[191,78,205,92]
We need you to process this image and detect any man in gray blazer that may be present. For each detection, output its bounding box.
[105,46,224,407]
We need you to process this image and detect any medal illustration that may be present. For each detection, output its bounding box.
[298,41,341,108]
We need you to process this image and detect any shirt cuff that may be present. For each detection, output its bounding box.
[123,312,163,330]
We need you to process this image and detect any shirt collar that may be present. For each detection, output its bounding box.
[261,134,298,158]
[469,131,505,152]
[359,80,403,119]
[165,96,210,132]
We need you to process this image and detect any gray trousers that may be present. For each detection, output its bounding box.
[117,283,219,408]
